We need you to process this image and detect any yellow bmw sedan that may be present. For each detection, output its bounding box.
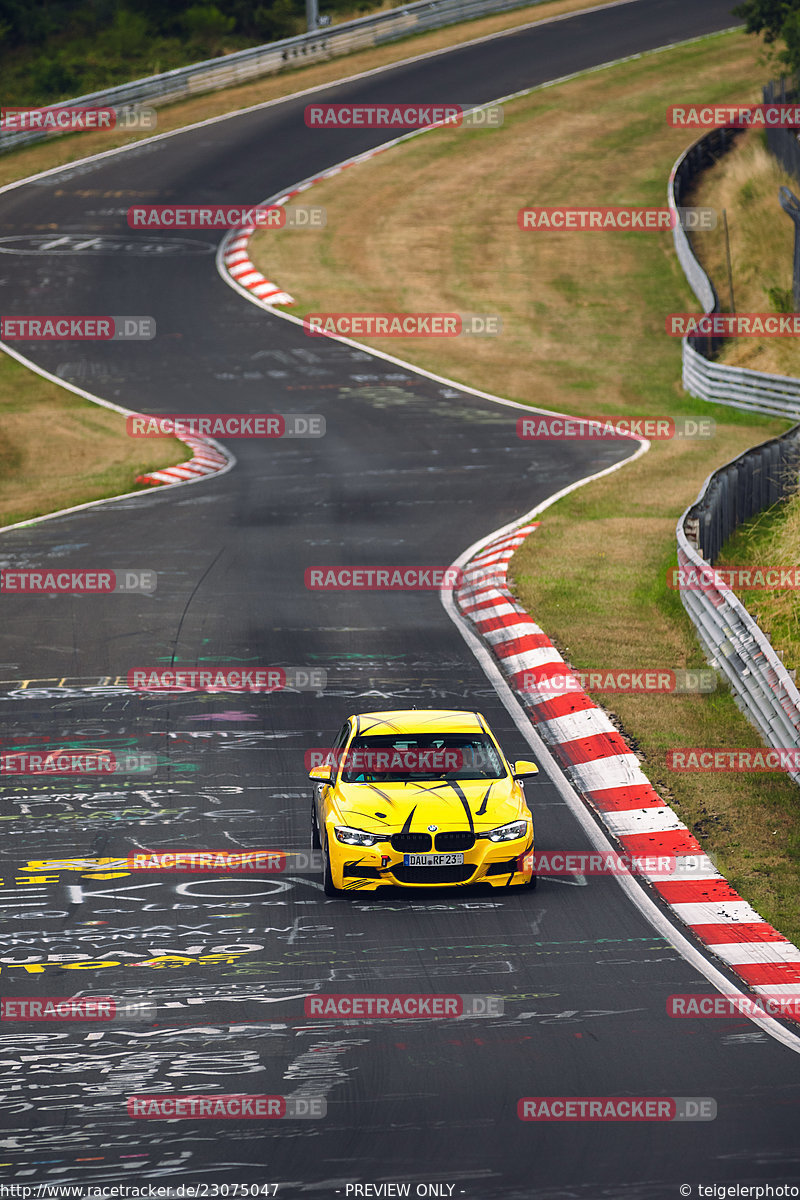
[308,708,538,894]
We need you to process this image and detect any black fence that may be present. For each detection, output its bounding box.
[685,425,800,564]
[672,127,742,361]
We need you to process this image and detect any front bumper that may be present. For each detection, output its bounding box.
[329,834,535,891]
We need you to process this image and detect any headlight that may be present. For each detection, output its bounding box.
[334,826,382,847]
[487,820,529,843]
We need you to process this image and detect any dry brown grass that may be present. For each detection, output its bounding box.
[249,29,800,940]
[0,353,182,527]
[249,31,768,411]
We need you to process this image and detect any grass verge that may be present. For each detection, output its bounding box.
[0,353,184,528]
[247,28,800,942]
[717,490,800,673]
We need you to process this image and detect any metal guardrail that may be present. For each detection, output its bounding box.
[0,0,547,154]
[669,127,800,418]
[682,348,800,420]
[676,429,800,783]
[672,118,800,777]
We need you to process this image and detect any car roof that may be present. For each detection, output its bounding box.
[346,709,486,735]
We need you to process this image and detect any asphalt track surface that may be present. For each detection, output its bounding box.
[0,0,796,1195]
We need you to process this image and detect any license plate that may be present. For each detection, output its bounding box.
[404,853,464,866]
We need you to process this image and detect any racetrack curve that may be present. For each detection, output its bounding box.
[1,0,797,1195]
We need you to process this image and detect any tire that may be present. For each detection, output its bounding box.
[311,797,321,849]
[321,830,338,897]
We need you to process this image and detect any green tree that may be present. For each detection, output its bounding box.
[128,0,192,36]
[29,53,81,99]
[252,0,302,41]
[101,8,151,58]
[182,3,235,52]
[782,8,800,71]
[734,0,800,70]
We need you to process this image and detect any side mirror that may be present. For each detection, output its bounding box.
[512,759,539,779]
[308,763,333,783]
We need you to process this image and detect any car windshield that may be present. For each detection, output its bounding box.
[340,732,506,783]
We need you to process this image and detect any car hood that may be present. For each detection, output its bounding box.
[331,776,523,834]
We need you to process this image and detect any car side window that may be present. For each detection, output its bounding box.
[333,723,350,750]
[329,722,351,770]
